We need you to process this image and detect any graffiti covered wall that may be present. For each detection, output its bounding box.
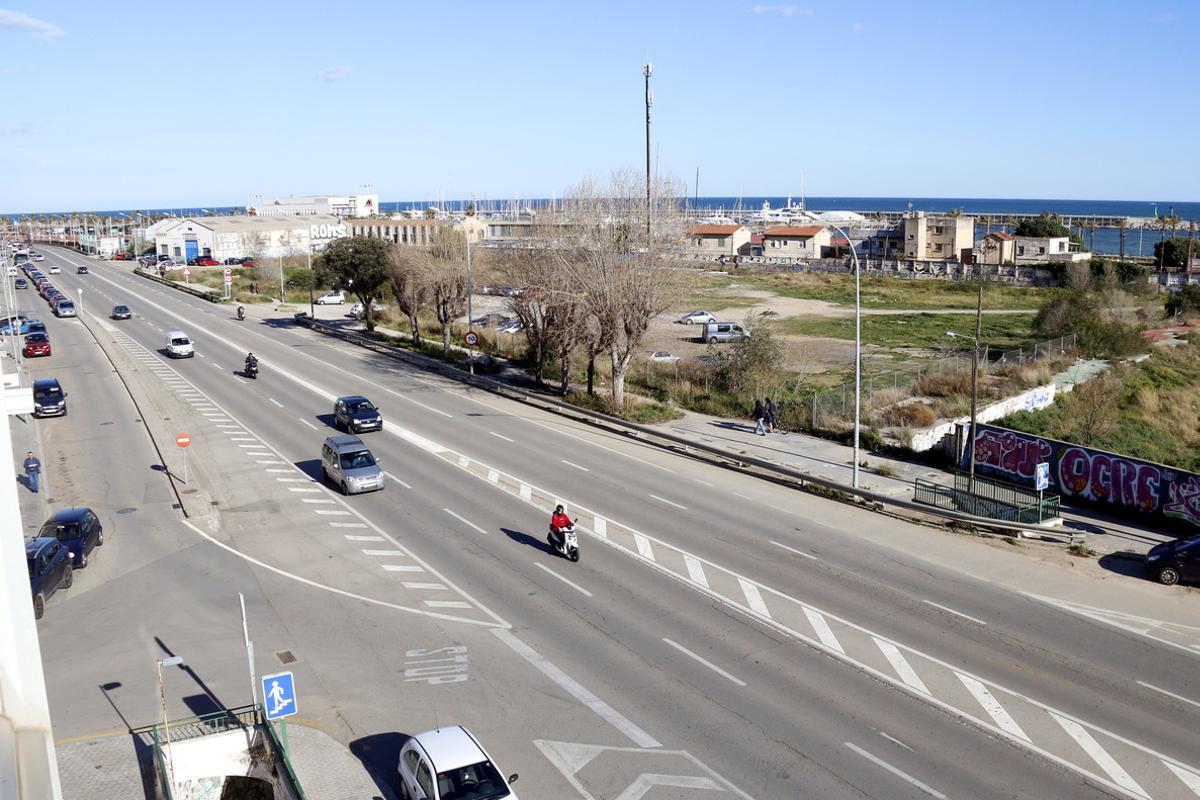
[969,424,1200,530]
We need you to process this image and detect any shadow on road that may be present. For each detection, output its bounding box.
[293,459,325,482]
[502,527,554,555]
[97,681,167,800]
[1098,551,1149,580]
[349,732,408,800]
[315,413,338,430]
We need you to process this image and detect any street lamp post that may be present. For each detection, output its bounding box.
[643,61,653,242]
[802,213,862,489]
[466,235,474,375]
[307,244,315,318]
[947,324,981,490]
[157,655,185,789]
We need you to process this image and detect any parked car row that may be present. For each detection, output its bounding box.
[27,507,105,620]
[20,261,77,318]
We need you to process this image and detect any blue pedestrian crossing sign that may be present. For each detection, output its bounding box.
[1035,462,1050,491]
[261,671,298,720]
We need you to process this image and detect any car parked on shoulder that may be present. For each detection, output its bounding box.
[1146,535,1200,586]
[32,377,67,417]
[5,266,15,277]
[111,304,132,320]
[76,265,89,274]
[316,290,345,305]
[158,258,176,268]
[26,319,46,336]
[678,310,716,325]
[54,298,76,318]
[26,537,73,620]
[397,725,519,800]
[334,395,383,433]
[197,256,219,266]
[240,259,256,268]
[648,350,680,363]
[14,277,28,289]
[0,314,31,335]
[23,332,51,357]
[38,508,104,569]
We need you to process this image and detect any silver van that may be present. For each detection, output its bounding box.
[700,321,749,344]
[321,434,384,495]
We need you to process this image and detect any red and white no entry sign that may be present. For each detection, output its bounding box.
[176,433,191,448]
[223,267,232,278]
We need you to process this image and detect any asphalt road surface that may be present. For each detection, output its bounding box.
[19,245,1200,800]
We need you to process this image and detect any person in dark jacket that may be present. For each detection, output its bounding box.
[753,399,766,435]
[764,397,776,433]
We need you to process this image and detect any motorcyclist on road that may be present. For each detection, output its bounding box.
[237,304,245,320]
[549,504,572,548]
[245,352,258,372]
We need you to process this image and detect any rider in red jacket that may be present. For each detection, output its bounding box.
[550,505,572,546]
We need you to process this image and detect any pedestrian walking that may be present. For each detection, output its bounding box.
[753,399,767,435]
[23,451,41,494]
[765,397,778,433]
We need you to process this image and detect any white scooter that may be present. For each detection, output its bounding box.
[548,521,580,562]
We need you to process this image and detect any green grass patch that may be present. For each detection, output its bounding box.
[740,272,1054,310]
[770,312,1038,350]
[564,391,683,424]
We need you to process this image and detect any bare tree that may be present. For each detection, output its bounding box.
[428,227,469,357]
[549,170,689,407]
[386,246,430,347]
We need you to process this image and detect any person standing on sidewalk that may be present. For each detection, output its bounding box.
[764,398,776,433]
[23,451,41,494]
[753,399,767,435]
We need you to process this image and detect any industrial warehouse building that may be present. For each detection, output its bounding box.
[151,215,348,263]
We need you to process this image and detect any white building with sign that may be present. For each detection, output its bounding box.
[153,215,348,263]
[249,191,379,219]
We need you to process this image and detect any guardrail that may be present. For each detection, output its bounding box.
[131,266,223,303]
[292,313,1083,542]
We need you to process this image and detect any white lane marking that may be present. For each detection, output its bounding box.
[179,520,490,628]
[362,549,404,556]
[1137,681,1200,710]
[256,460,285,464]
[803,607,844,654]
[518,416,673,473]
[287,487,322,493]
[344,535,384,541]
[493,628,662,748]
[230,437,257,441]
[649,493,686,510]
[1163,762,1200,795]
[561,459,589,472]
[1051,714,1148,798]
[264,468,292,473]
[533,562,593,597]
[662,638,746,687]
[402,582,448,590]
[269,398,284,407]
[276,477,311,483]
[1023,592,1200,660]
[923,600,987,626]
[443,508,487,535]
[684,555,709,588]
[733,492,753,500]
[738,579,771,618]
[771,540,819,560]
[489,431,514,442]
[424,600,472,608]
[875,638,930,695]
[313,509,351,516]
[593,517,607,537]
[238,444,266,449]
[957,673,1029,742]
[880,732,913,752]
[520,484,532,500]
[845,742,947,800]
[634,533,655,561]
[457,455,470,467]
[301,498,336,504]
[382,564,424,572]
[693,478,714,487]
[382,470,412,489]
[486,468,499,482]
[298,418,318,430]
[330,523,369,529]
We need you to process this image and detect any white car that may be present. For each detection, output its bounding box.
[679,310,716,325]
[398,725,518,800]
[496,319,523,334]
[166,330,194,358]
[649,350,680,363]
[5,266,16,277]
[31,253,44,262]
[48,265,61,274]
[316,291,346,305]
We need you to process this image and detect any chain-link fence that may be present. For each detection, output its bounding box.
[805,334,1076,433]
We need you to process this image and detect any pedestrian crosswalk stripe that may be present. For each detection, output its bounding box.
[684,555,708,588]
[803,607,843,654]
[634,533,654,561]
[1052,713,1147,798]
[739,579,771,618]
[424,600,472,608]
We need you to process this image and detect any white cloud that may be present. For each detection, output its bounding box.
[752,4,810,16]
[852,21,863,33]
[317,65,352,81]
[0,9,65,42]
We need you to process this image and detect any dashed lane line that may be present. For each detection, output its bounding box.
[770,540,819,560]
[923,600,987,626]
[489,431,514,443]
[649,493,686,510]
[662,638,746,687]
[443,508,487,535]
[845,742,947,800]
[533,562,593,598]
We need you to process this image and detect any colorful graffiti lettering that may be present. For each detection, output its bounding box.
[1057,447,1161,511]
[1163,476,1200,527]
[973,429,1051,479]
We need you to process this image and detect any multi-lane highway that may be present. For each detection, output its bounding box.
[20,244,1200,799]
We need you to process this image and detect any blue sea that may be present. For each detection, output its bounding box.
[7,196,1197,256]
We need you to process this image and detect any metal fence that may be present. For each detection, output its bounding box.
[913,472,1060,524]
[806,334,1076,432]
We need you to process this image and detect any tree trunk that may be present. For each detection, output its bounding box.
[586,354,595,395]
[407,313,421,347]
[441,318,451,357]
[559,349,570,396]
[610,348,632,407]
[364,300,375,332]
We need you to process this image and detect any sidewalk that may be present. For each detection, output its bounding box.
[55,722,386,800]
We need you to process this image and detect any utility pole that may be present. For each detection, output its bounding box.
[969,276,983,490]
[1188,219,1196,276]
[643,61,653,242]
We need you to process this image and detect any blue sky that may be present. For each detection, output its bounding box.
[2,1,1197,212]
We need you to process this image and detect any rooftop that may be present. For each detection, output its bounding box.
[764,225,826,237]
[689,224,744,236]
